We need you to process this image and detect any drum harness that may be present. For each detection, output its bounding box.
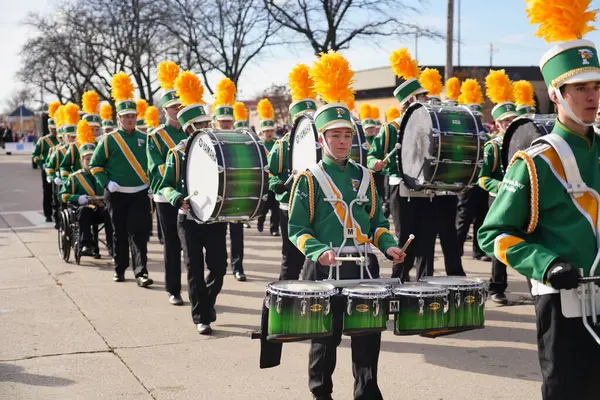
[530,133,600,344]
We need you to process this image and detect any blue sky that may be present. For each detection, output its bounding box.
[3,0,600,106]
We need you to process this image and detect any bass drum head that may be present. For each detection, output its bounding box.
[289,114,321,174]
[185,130,220,222]
[501,115,556,170]
[350,121,368,166]
[398,103,435,190]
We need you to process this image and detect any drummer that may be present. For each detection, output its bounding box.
[514,80,536,117]
[159,71,227,335]
[100,102,117,135]
[479,4,600,397]
[478,69,519,304]
[256,98,280,236]
[288,51,405,400]
[135,99,149,134]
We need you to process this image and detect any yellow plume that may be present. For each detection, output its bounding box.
[386,107,401,121]
[82,91,99,115]
[76,120,95,146]
[345,93,356,111]
[174,71,205,106]
[486,69,514,104]
[419,68,444,96]
[525,0,597,43]
[359,103,372,120]
[54,105,65,127]
[48,101,61,119]
[371,106,380,120]
[513,80,536,106]
[233,102,248,121]
[136,99,149,117]
[215,78,236,106]
[145,106,160,128]
[157,60,180,90]
[446,77,461,100]
[458,79,484,105]
[100,102,113,121]
[111,72,135,102]
[288,64,317,101]
[63,103,80,125]
[389,48,420,80]
[309,51,355,105]
[257,99,275,120]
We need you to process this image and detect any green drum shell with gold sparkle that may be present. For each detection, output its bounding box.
[398,103,486,192]
[421,277,487,330]
[342,285,391,336]
[266,281,337,342]
[391,283,449,335]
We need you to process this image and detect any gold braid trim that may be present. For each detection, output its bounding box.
[368,169,376,219]
[383,124,389,158]
[508,151,539,234]
[551,67,600,89]
[289,171,315,223]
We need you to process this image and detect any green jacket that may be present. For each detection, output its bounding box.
[288,155,397,262]
[33,134,59,168]
[45,144,68,179]
[90,129,149,189]
[59,142,82,179]
[147,124,186,197]
[267,134,291,204]
[365,134,376,147]
[367,120,401,179]
[477,135,504,195]
[158,139,187,207]
[59,169,104,204]
[478,121,600,292]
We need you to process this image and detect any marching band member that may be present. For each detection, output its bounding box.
[33,101,61,223]
[90,72,153,286]
[478,69,519,304]
[135,99,149,134]
[444,76,461,106]
[46,103,79,185]
[160,70,227,334]
[59,120,112,258]
[213,77,247,282]
[233,101,249,129]
[513,80,536,116]
[479,2,600,397]
[147,60,187,306]
[100,102,116,135]
[289,51,405,400]
[256,98,280,236]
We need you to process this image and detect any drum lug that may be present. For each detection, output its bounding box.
[301,298,307,316]
[444,296,449,313]
[347,298,353,316]
[373,299,379,317]
[263,166,270,173]
[325,298,331,315]
[217,166,225,173]
[418,298,424,315]
[455,292,462,308]
[276,294,282,314]
[216,195,223,203]
[264,295,270,309]
[479,288,488,306]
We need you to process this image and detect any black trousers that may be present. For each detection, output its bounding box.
[456,186,489,257]
[105,189,150,277]
[78,206,111,249]
[487,197,507,294]
[41,169,53,218]
[534,294,600,399]
[51,182,61,225]
[258,191,280,234]
[432,195,466,276]
[228,222,244,273]
[157,202,182,295]
[390,188,436,280]
[303,254,383,400]
[178,216,227,325]
[278,209,305,280]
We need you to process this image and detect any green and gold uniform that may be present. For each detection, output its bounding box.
[59,142,82,180]
[258,137,280,235]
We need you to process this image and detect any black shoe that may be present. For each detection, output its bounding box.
[257,222,264,233]
[107,245,114,258]
[271,231,280,237]
[113,273,125,282]
[243,222,251,229]
[490,293,508,305]
[137,275,154,287]
[45,216,53,223]
[234,271,247,282]
[169,294,184,306]
[93,252,101,259]
[159,238,164,245]
[80,246,94,257]
[197,323,212,335]
[474,254,492,262]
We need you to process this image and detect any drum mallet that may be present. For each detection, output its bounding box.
[184,190,199,201]
[401,234,415,253]
[284,169,297,186]
[334,256,366,263]
[382,143,401,164]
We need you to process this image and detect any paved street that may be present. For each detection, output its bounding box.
[0,154,541,399]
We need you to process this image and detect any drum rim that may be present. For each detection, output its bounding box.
[341,285,391,298]
[392,283,449,296]
[420,277,485,290]
[501,114,556,170]
[288,113,320,173]
[267,280,338,298]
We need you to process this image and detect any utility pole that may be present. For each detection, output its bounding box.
[458,0,461,67]
[445,0,454,82]
[490,43,495,67]
[415,32,419,62]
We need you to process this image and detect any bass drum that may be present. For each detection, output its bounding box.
[398,103,486,192]
[288,114,367,175]
[183,128,268,223]
[501,115,556,171]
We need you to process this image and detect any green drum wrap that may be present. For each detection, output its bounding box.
[341,284,391,336]
[398,103,486,192]
[266,281,337,342]
[390,283,449,335]
[184,129,268,222]
[421,276,487,330]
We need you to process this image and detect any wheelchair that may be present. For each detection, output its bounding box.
[58,203,107,265]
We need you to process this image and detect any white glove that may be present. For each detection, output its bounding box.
[78,195,89,205]
[54,176,63,186]
[107,181,120,193]
[46,176,52,183]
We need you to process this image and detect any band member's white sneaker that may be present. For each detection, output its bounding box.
[197,324,212,335]
[169,294,183,306]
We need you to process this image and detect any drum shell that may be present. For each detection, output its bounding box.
[266,292,333,342]
[445,287,486,329]
[342,295,389,336]
[391,292,448,335]
[501,115,556,171]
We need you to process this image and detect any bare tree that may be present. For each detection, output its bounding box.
[257,84,292,124]
[3,88,35,114]
[264,0,442,55]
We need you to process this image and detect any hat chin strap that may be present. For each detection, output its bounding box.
[554,87,596,127]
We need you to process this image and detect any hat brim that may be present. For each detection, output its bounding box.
[118,110,137,116]
[496,112,519,121]
[321,120,355,133]
[562,71,600,86]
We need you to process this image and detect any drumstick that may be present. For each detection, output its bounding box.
[184,190,199,201]
[334,256,365,263]
[401,234,415,253]
[382,143,401,163]
[284,169,297,186]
